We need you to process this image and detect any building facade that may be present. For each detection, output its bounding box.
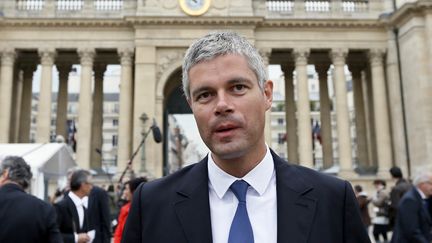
[1,0,431,182]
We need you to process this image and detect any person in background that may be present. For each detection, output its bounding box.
[114,177,148,243]
[388,166,412,229]
[55,169,94,243]
[371,179,390,243]
[354,185,371,234]
[0,156,62,243]
[391,171,432,243]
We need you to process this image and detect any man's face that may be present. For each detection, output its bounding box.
[187,54,272,161]
[419,176,432,197]
[82,177,93,196]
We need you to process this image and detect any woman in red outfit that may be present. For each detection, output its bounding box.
[114,177,147,243]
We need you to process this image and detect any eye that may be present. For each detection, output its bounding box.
[195,91,212,102]
[232,84,247,93]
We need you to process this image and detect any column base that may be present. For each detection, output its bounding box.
[337,169,358,180]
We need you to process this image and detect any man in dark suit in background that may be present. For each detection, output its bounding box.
[55,169,94,243]
[388,166,412,228]
[88,185,112,243]
[0,156,62,243]
[391,171,432,243]
[122,31,369,243]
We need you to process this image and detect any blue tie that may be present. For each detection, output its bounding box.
[228,180,254,243]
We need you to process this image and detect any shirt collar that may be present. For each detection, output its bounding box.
[68,191,88,208]
[416,187,427,200]
[207,145,274,199]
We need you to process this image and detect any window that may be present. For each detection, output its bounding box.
[112,119,118,126]
[112,135,118,146]
[277,118,284,125]
[278,133,286,144]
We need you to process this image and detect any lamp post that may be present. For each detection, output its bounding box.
[139,113,149,173]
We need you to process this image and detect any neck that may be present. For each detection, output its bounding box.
[72,190,86,199]
[213,144,267,178]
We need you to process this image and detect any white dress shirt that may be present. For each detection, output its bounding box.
[208,146,277,243]
[68,191,88,229]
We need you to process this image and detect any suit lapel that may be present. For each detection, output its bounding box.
[272,151,317,243]
[66,195,81,233]
[174,157,213,243]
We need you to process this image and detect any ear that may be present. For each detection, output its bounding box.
[0,169,9,185]
[263,80,273,110]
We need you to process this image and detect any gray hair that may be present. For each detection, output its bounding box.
[0,156,32,189]
[69,169,91,191]
[413,171,432,186]
[182,31,267,100]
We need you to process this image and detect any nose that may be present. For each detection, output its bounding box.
[214,92,233,116]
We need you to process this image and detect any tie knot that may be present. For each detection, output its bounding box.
[230,180,249,203]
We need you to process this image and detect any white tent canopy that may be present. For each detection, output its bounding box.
[0,143,76,200]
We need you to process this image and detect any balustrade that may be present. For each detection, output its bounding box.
[16,0,123,11]
[17,0,44,11]
[266,0,370,13]
[57,0,83,11]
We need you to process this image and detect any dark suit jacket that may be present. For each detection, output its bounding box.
[122,151,370,243]
[54,194,91,243]
[0,183,62,243]
[88,186,112,243]
[391,187,432,243]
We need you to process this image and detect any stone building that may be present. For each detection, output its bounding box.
[1,0,431,183]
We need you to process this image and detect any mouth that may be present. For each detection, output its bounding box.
[213,123,239,137]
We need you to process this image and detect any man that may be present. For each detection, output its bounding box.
[55,169,94,243]
[0,156,62,243]
[388,166,412,228]
[391,171,432,243]
[122,31,369,243]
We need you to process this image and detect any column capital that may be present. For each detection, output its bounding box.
[368,49,386,66]
[38,48,57,66]
[94,63,107,80]
[330,48,348,65]
[57,62,73,72]
[78,48,95,66]
[280,63,295,75]
[293,48,310,66]
[347,63,366,76]
[315,63,330,76]
[118,47,134,66]
[258,48,272,66]
[1,48,17,66]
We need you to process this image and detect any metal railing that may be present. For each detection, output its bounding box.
[266,0,370,13]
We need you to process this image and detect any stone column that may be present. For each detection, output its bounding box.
[281,64,298,163]
[363,68,378,168]
[369,49,392,178]
[117,48,134,173]
[315,64,334,169]
[19,64,37,142]
[91,63,106,169]
[293,48,313,168]
[259,48,272,147]
[386,30,408,175]
[133,46,161,177]
[56,64,72,141]
[330,48,354,177]
[36,48,56,143]
[10,69,23,142]
[349,64,369,170]
[0,49,16,143]
[76,48,95,169]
